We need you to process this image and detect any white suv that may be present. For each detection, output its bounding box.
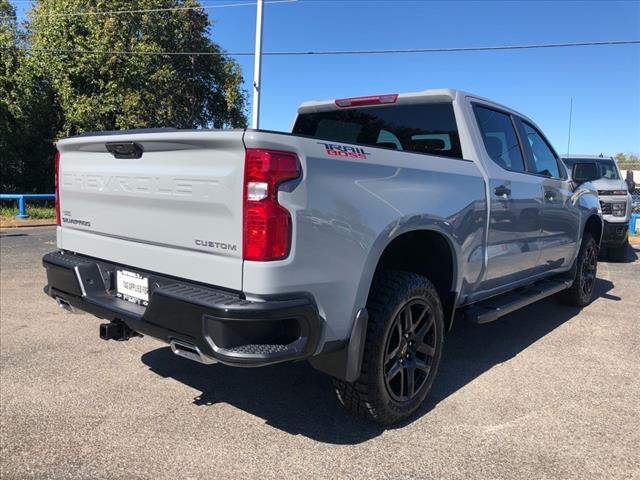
[562,155,632,261]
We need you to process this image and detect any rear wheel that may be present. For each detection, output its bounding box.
[333,270,444,425]
[560,232,598,307]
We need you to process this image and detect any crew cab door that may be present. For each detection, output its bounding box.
[472,104,544,292]
[516,119,579,269]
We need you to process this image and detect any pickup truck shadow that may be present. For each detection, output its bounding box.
[141,278,616,445]
[601,242,638,263]
[622,242,639,262]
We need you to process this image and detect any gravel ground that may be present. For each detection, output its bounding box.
[1,226,639,480]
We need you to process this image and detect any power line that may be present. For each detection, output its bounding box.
[3,39,639,57]
[1,0,296,19]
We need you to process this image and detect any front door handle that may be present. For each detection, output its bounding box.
[494,185,511,198]
[544,190,555,200]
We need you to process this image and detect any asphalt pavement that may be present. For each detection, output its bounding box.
[1,226,639,479]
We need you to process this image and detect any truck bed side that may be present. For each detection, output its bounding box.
[242,131,486,342]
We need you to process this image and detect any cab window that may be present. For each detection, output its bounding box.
[474,105,525,172]
[293,103,463,159]
[519,121,561,178]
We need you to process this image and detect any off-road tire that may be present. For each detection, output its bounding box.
[333,270,444,425]
[559,232,598,307]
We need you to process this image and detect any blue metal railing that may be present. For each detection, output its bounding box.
[0,194,55,219]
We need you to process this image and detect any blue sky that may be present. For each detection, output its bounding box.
[14,0,640,155]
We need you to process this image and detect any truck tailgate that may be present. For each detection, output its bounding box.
[56,130,245,290]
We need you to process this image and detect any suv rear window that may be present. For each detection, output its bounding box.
[292,103,463,159]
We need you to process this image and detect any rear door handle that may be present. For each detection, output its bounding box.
[494,185,511,198]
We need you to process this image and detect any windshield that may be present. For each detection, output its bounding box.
[597,159,620,179]
[562,158,620,180]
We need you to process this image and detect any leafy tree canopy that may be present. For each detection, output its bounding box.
[1,0,63,193]
[1,0,248,192]
[614,152,640,168]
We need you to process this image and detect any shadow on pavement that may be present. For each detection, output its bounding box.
[600,241,639,263]
[141,278,615,445]
[0,232,28,238]
[625,242,639,262]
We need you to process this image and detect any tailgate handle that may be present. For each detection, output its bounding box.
[106,142,143,159]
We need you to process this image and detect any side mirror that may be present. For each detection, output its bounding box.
[626,170,636,192]
[571,162,600,185]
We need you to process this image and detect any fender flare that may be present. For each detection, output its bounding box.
[310,221,461,382]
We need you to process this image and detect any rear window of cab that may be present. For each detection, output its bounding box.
[292,103,463,159]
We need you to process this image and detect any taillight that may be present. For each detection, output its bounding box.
[54,151,61,226]
[243,148,300,261]
[335,93,398,107]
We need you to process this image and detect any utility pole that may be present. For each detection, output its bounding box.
[566,97,573,156]
[251,0,264,129]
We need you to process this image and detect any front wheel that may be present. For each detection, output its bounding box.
[559,232,598,307]
[333,270,444,425]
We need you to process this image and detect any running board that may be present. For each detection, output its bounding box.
[464,279,573,324]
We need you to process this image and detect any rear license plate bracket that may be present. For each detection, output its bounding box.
[116,270,149,306]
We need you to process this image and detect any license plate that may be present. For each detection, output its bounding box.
[116,270,149,306]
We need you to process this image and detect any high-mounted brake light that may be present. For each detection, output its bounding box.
[54,151,61,226]
[334,94,398,108]
[243,148,300,261]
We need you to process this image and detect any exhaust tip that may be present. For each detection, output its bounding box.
[170,339,216,365]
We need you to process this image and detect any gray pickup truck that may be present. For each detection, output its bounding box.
[43,89,603,424]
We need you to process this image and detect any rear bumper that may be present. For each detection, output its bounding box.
[43,251,322,367]
[601,220,629,246]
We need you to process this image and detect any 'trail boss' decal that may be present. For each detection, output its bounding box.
[317,142,371,160]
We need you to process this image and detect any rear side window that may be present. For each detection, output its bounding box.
[292,103,463,159]
[474,105,525,172]
[519,121,561,178]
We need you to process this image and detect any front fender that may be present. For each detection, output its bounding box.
[573,183,603,246]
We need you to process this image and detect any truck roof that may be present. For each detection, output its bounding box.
[296,88,529,119]
[561,154,615,161]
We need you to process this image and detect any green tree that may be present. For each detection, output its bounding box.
[614,153,640,176]
[0,0,22,191]
[1,0,248,193]
[614,152,640,167]
[1,0,62,193]
[26,0,247,134]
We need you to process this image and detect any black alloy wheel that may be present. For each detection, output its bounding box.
[559,232,598,307]
[332,270,444,424]
[579,241,598,298]
[383,299,436,402]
